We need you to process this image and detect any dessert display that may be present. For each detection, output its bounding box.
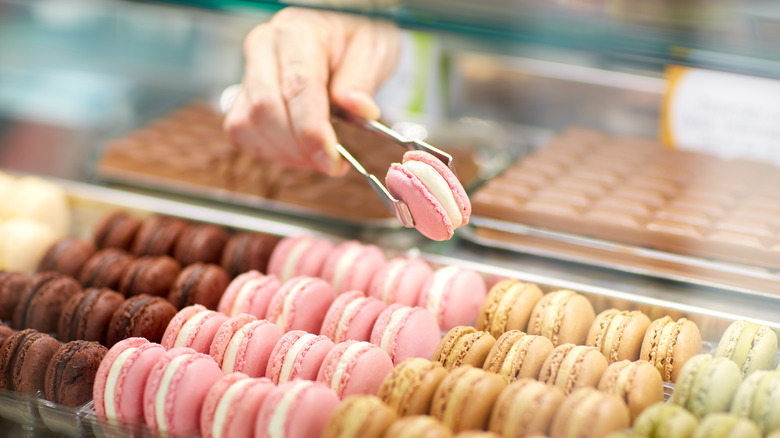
[97,103,480,225]
[385,150,472,241]
[470,128,780,293]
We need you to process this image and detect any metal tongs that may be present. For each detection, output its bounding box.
[330,107,454,228]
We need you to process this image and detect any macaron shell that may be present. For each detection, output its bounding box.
[597,360,664,423]
[386,163,454,241]
[587,309,652,363]
[419,267,486,331]
[266,276,337,333]
[44,340,108,407]
[402,150,471,223]
[715,320,778,376]
[640,317,703,383]
[218,271,280,318]
[368,258,434,306]
[370,304,442,365]
[267,235,334,282]
[265,330,336,384]
[228,320,284,377]
[93,338,166,422]
[633,402,699,438]
[433,326,496,370]
[549,387,630,438]
[377,357,448,416]
[539,344,608,395]
[161,304,208,349]
[322,395,398,438]
[106,294,178,347]
[158,353,223,433]
[254,380,340,438]
[215,377,275,438]
[316,340,394,398]
[488,379,565,437]
[143,347,198,430]
[57,287,125,344]
[475,279,543,338]
[320,291,387,343]
[672,354,742,418]
[483,331,554,381]
[430,365,508,432]
[693,413,762,438]
[321,241,386,294]
[200,371,250,438]
[527,290,595,346]
[383,415,454,438]
[209,313,258,368]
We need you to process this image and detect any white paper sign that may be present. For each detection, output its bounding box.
[661,66,780,165]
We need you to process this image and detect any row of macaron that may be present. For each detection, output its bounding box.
[473,278,780,383]
[40,211,488,331]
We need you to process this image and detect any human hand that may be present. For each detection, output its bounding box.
[224,7,401,176]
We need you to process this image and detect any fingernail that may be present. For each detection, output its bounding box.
[349,91,381,120]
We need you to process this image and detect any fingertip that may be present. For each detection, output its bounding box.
[335,91,381,121]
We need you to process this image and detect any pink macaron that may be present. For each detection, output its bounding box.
[265,330,335,384]
[320,240,386,294]
[417,265,487,331]
[217,271,281,318]
[218,319,284,377]
[209,313,258,369]
[143,347,223,434]
[161,304,229,353]
[368,256,434,306]
[93,337,166,423]
[370,303,442,365]
[316,340,394,399]
[254,380,340,438]
[265,276,337,333]
[200,372,275,438]
[385,150,471,241]
[267,235,335,282]
[320,291,387,343]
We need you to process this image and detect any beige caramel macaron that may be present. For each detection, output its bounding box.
[432,326,496,370]
[586,308,651,363]
[378,358,448,417]
[489,378,565,437]
[539,343,608,395]
[483,330,554,381]
[640,316,702,383]
[321,395,398,438]
[431,365,508,433]
[597,359,664,424]
[527,289,595,346]
[384,415,454,438]
[476,279,544,338]
[549,387,630,438]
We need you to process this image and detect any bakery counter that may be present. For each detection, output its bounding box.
[0,177,778,437]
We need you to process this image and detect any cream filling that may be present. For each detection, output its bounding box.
[331,245,364,292]
[491,285,523,335]
[381,262,405,302]
[280,333,318,382]
[381,307,414,351]
[329,342,371,393]
[231,278,263,316]
[276,280,309,329]
[541,291,574,340]
[281,239,311,282]
[733,323,761,369]
[601,312,628,358]
[334,298,367,342]
[222,324,251,373]
[104,348,137,419]
[403,161,462,227]
[500,337,528,376]
[212,378,255,438]
[269,381,310,438]
[156,355,191,431]
[175,311,211,347]
[425,266,458,319]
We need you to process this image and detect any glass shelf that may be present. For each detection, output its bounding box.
[140,0,780,79]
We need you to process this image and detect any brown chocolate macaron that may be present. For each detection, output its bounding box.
[173,223,230,266]
[131,215,188,257]
[0,323,14,346]
[38,237,97,279]
[0,271,31,321]
[106,294,177,347]
[13,272,82,332]
[93,211,143,251]
[44,340,108,407]
[220,231,281,277]
[79,248,135,290]
[118,255,181,298]
[167,262,230,310]
[57,288,125,344]
[0,329,61,393]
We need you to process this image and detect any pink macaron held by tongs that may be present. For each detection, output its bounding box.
[332,107,471,241]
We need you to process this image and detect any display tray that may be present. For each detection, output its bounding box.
[5,178,778,436]
[463,217,780,301]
